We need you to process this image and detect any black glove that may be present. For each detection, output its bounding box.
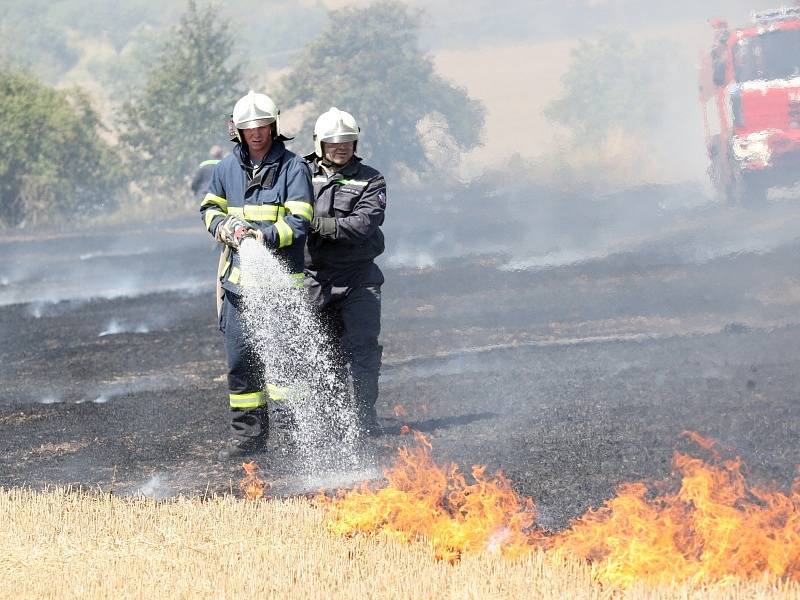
[215,214,253,249]
[311,217,336,238]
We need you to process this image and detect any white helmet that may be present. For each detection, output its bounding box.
[232,90,281,139]
[313,107,360,157]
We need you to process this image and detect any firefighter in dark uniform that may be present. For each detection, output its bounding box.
[190,145,224,201]
[304,107,386,435]
[200,91,314,460]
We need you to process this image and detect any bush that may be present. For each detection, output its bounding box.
[0,69,124,227]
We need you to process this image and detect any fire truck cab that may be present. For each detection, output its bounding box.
[700,6,800,204]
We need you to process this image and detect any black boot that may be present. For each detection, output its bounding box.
[221,407,269,460]
[217,437,266,461]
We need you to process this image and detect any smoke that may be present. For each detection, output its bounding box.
[237,239,363,473]
[85,377,177,405]
[381,180,703,270]
[383,333,664,383]
[384,249,436,270]
[98,319,150,337]
[382,173,800,274]
[79,247,152,261]
[0,226,216,308]
[128,473,174,500]
[27,302,46,319]
[33,376,176,406]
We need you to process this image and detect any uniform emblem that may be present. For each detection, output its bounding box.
[377,191,386,208]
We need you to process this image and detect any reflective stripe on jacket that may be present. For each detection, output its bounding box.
[200,140,314,294]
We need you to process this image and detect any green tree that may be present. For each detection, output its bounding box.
[121,0,242,193]
[0,69,123,227]
[278,0,484,172]
[544,32,672,143]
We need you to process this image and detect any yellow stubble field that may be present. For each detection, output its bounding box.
[0,488,797,600]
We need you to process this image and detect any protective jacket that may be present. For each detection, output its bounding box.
[304,154,385,282]
[201,141,314,294]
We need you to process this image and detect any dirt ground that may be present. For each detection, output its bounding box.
[2,196,800,530]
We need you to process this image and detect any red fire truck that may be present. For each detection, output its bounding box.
[700,6,800,204]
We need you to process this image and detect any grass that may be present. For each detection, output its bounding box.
[0,488,798,599]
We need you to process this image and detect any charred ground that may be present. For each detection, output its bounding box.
[1,198,800,528]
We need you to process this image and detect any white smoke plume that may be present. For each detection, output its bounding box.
[130,473,173,500]
[98,319,150,337]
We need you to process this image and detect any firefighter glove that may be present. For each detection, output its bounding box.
[243,228,265,246]
[216,214,254,249]
[311,217,336,239]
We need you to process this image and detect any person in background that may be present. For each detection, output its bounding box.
[190,145,224,200]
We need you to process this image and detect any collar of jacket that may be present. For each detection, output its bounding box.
[236,139,287,169]
[305,154,362,179]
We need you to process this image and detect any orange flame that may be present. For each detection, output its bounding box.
[552,436,800,587]
[321,431,800,586]
[317,431,539,562]
[393,404,408,417]
[682,429,719,452]
[239,461,267,500]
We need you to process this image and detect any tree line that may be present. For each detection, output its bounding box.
[0,0,484,227]
[0,0,682,227]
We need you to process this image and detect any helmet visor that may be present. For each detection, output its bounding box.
[320,133,358,144]
[237,117,275,130]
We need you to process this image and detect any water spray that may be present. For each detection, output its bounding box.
[237,238,363,474]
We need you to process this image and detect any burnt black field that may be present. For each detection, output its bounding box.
[2,191,800,529]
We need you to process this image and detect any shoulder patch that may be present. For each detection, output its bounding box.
[378,190,386,208]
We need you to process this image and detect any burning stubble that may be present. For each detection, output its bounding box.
[318,430,800,588]
[236,238,362,474]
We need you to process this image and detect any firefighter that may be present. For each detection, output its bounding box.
[200,91,314,460]
[304,107,386,435]
[190,145,224,201]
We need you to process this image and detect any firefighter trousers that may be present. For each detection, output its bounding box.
[219,290,269,444]
[318,284,383,417]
